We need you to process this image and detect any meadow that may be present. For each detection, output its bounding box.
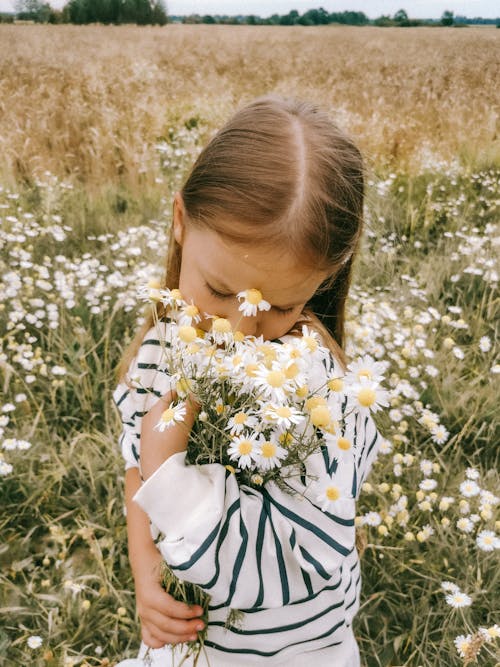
[0,23,499,667]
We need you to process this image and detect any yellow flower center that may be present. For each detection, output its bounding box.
[326,486,340,501]
[232,355,243,366]
[295,384,309,398]
[275,406,292,418]
[304,336,318,352]
[305,395,327,411]
[311,405,331,427]
[261,442,276,458]
[147,278,161,289]
[184,304,199,317]
[178,325,197,343]
[234,412,248,424]
[285,363,299,379]
[170,289,182,300]
[328,378,344,392]
[357,369,372,380]
[245,288,263,305]
[357,387,376,407]
[337,437,351,451]
[212,318,232,333]
[267,370,286,388]
[238,440,253,455]
[258,345,277,362]
[245,363,259,377]
[160,408,175,422]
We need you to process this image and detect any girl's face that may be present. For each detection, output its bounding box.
[173,203,326,341]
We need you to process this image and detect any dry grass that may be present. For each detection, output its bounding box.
[0,24,499,192]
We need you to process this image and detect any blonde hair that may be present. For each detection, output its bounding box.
[116,93,365,384]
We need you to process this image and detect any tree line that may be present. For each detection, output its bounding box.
[3,3,499,27]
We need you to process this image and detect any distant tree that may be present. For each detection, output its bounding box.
[279,9,299,25]
[15,0,51,21]
[441,10,454,26]
[374,14,394,26]
[202,14,216,23]
[393,9,408,23]
[66,0,167,25]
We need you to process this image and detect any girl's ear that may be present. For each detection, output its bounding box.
[173,192,185,246]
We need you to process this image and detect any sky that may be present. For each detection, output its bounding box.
[1,0,499,18]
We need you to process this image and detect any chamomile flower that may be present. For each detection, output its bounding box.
[479,335,491,352]
[265,404,305,429]
[346,378,389,415]
[479,624,500,642]
[346,354,388,383]
[476,530,500,552]
[225,411,258,436]
[465,467,480,480]
[227,433,261,469]
[419,478,438,491]
[445,590,472,608]
[236,289,271,317]
[430,424,449,444]
[441,581,460,593]
[454,634,473,658]
[325,432,353,463]
[178,301,202,326]
[316,476,353,514]
[153,402,187,432]
[456,517,474,533]
[27,636,43,649]
[460,479,481,497]
[256,440,288,470]
[253,363,295,403]
[137,279,164,302]
[210,317,234,345]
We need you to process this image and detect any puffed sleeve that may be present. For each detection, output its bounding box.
[112,321,176,471]
[132,345,384,610]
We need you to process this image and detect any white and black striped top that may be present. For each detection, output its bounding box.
[112,323,382,664]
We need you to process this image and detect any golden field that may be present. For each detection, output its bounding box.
[0,23,499,191]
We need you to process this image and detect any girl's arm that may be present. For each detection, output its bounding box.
[124,467,205,648]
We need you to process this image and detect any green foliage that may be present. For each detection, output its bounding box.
[66,0,168,26]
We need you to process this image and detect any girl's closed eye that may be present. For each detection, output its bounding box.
[274,305,295,316]
[205,281,232,299]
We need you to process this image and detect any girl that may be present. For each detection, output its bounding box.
[112,93,382,666]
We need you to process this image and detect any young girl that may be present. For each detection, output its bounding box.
[112,93,382,666]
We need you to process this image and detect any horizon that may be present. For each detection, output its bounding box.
[1,1,499,19]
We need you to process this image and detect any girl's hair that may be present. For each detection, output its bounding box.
[116,93,365,384]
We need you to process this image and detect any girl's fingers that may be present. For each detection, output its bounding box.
[142,622,198,648]
[154,590,204,619]
[146,608,205,637]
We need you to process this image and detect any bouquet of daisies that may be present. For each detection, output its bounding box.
[135,280,389,665]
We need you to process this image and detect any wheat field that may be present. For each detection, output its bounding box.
[0,23,499,667]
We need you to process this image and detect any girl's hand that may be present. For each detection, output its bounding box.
[140,392,200,481]
[134,547,205,648]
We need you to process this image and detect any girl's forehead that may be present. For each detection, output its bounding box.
[188,226,325,297]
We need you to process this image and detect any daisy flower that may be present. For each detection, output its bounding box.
[315,475,353,514]
[445,591,472,608]
[479,335,491,352]
[454,634,473,658]
[253,363,295,403]
[479,625,500,642]
[324,432,353,463]
[227,433,262,469]
[256,440,288,470]
[363,511,382,526]
[465,467,480,480]
[419,478,438,491]
[137,279,164,303]
[27,636,43,649]
[265,404,305,429]
[476,530,500,552]
[346,378,389,415]
[236,289,271,317]
[430,424,449,444]
[153,402,187,432]
[346,354,388,383]
[460,479,481,497]
[456,517,474,533]
[177,301,202,326]
[210,317,234,346]
[225,411,258,436]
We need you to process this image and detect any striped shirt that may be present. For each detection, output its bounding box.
[112,323,382,664]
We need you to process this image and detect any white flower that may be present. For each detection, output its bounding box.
[227,433,261,469]
[456,517,474,533]
[225,411,258,436]
[460,480,481,497]
[256,440,288,470]
[479,624,500,642]
[476,530,500,552]
[479,335,491,352]
[430,424,449,444]
[0,460,13,476]
[315,476,353,514]
[27,635,43,649]
[153,402,187,432]
[346,354,388,383]
[419,459,433,476]
[454,634,472,658]
[465,467,480,480]
[177,301,202,326]
[236,289,271,317]
[445,591,472,608]
[253,364,295,403]
[363,511,382,526]
[452,346,464,360]
[265,404,305,429]
[346,377,389,415]
[419,478,437,491]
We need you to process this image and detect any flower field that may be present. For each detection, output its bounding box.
[0,23,498,667]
